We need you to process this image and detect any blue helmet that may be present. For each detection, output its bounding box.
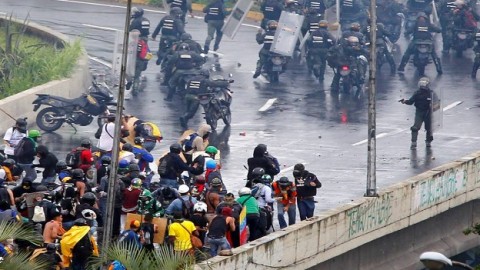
[206,159,217,169]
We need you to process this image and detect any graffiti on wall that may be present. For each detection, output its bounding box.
[347,194,393,238]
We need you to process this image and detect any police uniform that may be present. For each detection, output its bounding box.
[167,0,191,23]
[363,24,396,73]
[152,15,185,62]
[306,28,335,80]
[339,0,367,31]
[166,50,204,100]
[254,29,276,74]
[203,0,229,52]
[402,87,435,147]
[261,0,283,29]
[438,0,457,52]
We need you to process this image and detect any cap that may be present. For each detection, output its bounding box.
[130,220,141,228]
[221,207,233,217]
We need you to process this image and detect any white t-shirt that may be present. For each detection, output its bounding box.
[3,127,26,155]
[97,123,115,151]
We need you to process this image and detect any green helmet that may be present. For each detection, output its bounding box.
[28,129,41,139]
[205,146,218,155]
[141,189,152,197]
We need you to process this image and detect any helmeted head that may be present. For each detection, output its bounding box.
[134,136,144,146]
[319,20,328,29]
[81,192,96,206]
[418,77,430,89]
[82,209,97,222]
[28,129,41,140]
[293,163,305,178]
[179,43,190,51]
[122,143,133,152]
[261,174,272,185]
[72,168,85,180]
[267,20,278,30]
[350,22,361,32]
[206,159,217,170]
[170,143,182,154]
[81,139,91,148]
[181,33,193,41]
[454,0,465,7]
[131,7,144,18]
[205,146,218,156]
[417,12,428,20]
[170,7,182,17]
[128,163,140,173]
[193,201,207,213]
[131,178,142,189]
[101,155,112,166]
[347,36,360,49]
[15,118,27,133]
[178,184,190,195]
[238,187,252,196]
[2,158,15,169]
[251,167,265,180]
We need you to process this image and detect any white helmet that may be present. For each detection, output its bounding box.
[81,209,97,220]
[238,187,252,196]
[418,77,430,89]
[178,184,190,194]
[193,202,207,213]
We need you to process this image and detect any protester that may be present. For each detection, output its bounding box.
[293,164,321,221]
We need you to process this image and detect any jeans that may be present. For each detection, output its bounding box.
[297,197,315,221]
[277,201,296,229]
[160,178,179,190]
[143,140,156,152]
[207,236,230,257]
[17,163,36,181]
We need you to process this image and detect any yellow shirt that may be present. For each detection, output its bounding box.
[168,220,196,251]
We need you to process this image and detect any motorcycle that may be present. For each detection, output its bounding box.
[338,55,366,98]
[263,52,287,83]
[197,74,234,130]
[307,48,328,82]
[32,75,117,132]
[412,39,433,76]
[452,28,474,57]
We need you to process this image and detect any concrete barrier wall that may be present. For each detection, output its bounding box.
[0,18,89,132]
[195,151,480,269]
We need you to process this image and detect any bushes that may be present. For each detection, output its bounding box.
[0,18,82,99]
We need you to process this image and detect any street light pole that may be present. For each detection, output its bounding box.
[101,0,132,252]
[365,0,377,197]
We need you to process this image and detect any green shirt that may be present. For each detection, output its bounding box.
[236,195,260,215]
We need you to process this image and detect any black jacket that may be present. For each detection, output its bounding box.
[404,88,432,111]
[295,170,321,198]
[35,147,58,178]
[247,145,278,180]
[16,137,36,164]
[161,153,194,179]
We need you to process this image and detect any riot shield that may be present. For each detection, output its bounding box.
[431,87,443,131]
[222,0,254,39]
[126,30,140,78]
[270,11,305,57]
[112,30,123,77]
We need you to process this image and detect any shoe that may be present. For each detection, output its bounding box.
[436,67,443,75]
[410,142,417,150]
[426,141,431,148]
[253,70,261,79]
[179,117,188,129]
[203,45,209,54]
[213,44,219,51]
[397,66,405,72]
[163,97,172,102]
[126,81,132,90]
[156,58,162,65]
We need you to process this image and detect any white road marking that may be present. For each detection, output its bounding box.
[258,98,277,112]
[443,101,463,112]
[352,132,389,146]
[88,56,112,68]
[82,23,120,32]
[279,163,307,174]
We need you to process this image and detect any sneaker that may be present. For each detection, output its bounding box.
[213,44,219,51]
[426,141,431,148]
[410,142,417,150]
[253,70,261,79]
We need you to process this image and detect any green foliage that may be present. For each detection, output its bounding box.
[0,16,82,99]
[148,0,166,7]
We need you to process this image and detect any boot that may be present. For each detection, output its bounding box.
[410,141,417,150]
[426,141,431,148]
[203,45,209,54]
[179,116,188,129]
[253,68,261,79]
[213,43,219,51]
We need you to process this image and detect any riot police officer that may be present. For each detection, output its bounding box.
[405,0,433,14]
[167,0,193,23]
[129,7,150,38]
[397,13,442,74]
[376,0,404,43]
[400,77,435,149]
[302,8,325,36]
[284,0,304,14]
[306,20,336,81]
[261,0,283,30]
[339,0,367,31]
[305,0,328,16]
[178,33,203,54]
[438,0,457,54]
[203,0,229,53]
[363,22,396,74]
[152,7,185,66]
[253,20,278,79]
[341,22,366,46]
[166,43,205,101]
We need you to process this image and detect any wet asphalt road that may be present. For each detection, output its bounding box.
[2,0,480,215]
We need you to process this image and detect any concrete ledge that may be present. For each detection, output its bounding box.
[195,151,480,269]
[0,18,89,132]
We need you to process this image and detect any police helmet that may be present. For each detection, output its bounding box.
[122,143,133,152]
[347,36,360,47]
[179,43,190,51]
[417,12,428,19]
[350,22,361,32]
[170,7,182,16]
[72,168,85,179]
[181,33,193,41]
[131,7,144,18]
[81,192,97,205]
[81,139,91,148]
[101,155,112,165]
[454,0,465,6]
[267,20,278,30]
[170,143,182,154]
[318,20,328,29]
[251,167,266,179]
[418,77,430,89]
[134,136,145,145]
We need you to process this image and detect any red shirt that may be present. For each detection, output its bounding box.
[122,188,141,213]
[79,149,93,173]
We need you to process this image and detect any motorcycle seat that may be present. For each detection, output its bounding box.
[49,95,86,106]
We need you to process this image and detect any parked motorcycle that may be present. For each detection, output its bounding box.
[263,52,287,83]
[197,74,234,130]
[33,76,117,132]
[452,28,474,57]
[412,40,433,76]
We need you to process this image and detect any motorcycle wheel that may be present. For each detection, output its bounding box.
[417,65,426,76]
[221,105,231,126]
[342,79,351,94]
[206,112,218,131]
[270,72,279,83]
[36,107,64,132]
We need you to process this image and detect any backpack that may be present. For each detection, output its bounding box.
[32,203,47,223]
[109,261,126,270]
[141,223,154,246]
[72,232,93,259]
[251,183,265,199]
[13,137,34,157]
[182,133,198,152]
[157,154,172,176]
[137,39,152,60]
[181,196,194,219]
[65,149,82,168]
